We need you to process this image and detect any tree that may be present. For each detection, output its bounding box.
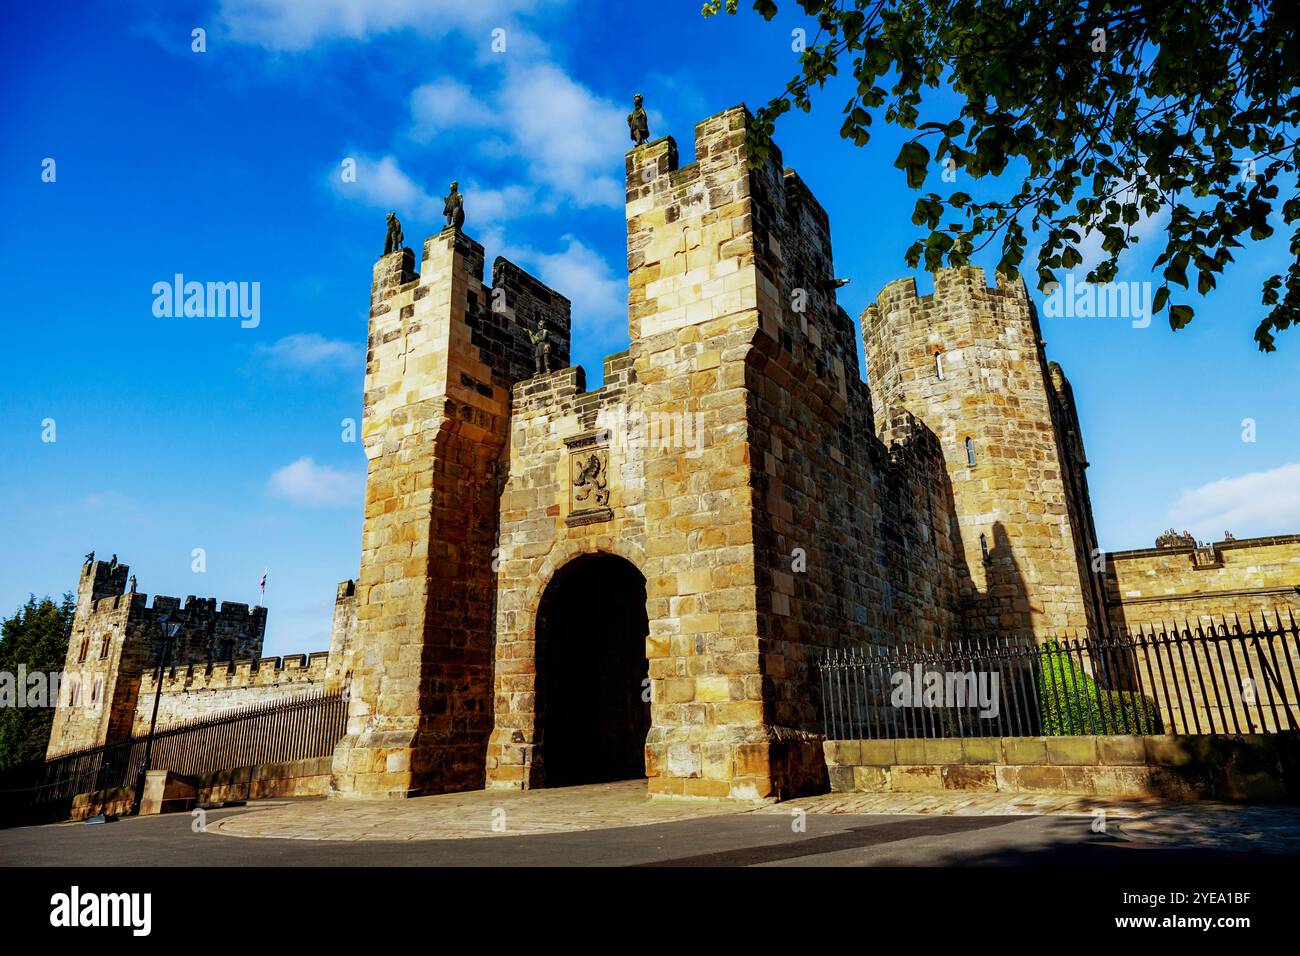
[0,595,74,770]
[704,0,1300,350]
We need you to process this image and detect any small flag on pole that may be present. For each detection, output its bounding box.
[258,569,267,606]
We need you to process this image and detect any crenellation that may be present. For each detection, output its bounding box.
[133,651,331,734]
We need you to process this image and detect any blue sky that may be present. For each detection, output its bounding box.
[2,0,1297,657]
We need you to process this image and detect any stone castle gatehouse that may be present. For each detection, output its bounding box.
[49,106,1300,802]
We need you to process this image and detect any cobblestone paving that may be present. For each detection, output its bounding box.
[1115,804,1300,855]
[208,779,1300,854]
[770,790,1135,817]
[209,780,743,841]
[771,790,1300,855]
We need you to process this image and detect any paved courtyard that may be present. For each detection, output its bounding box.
[3,780,1298,866]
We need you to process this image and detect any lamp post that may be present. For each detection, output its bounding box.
[131,610,184,816]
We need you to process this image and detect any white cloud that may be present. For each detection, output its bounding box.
[215,0,545,51]
[407,63,626,208]
[496,63,626,207]
[333,155,440,220]
[256,333,361,373]
[333,154,539,231]
[410,78,494,141]
[466,183,538,225]
[1168,462,1300,541]
[269,457,363,508]
[526,236,626,339]
[1073,185,1170,275]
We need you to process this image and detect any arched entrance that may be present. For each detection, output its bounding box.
[537,553,650,787]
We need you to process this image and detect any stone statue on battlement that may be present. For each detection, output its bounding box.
[443,182,464,229]
[384,212,404,255]
[628,93,649,146]
[1155,528,1196,549]
[128,575,137,593]
[529,317,552,375]
[108,554,118,570]
[84,550,94,566]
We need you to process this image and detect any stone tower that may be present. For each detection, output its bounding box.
[47,557,267,757]
[863,269,1105,637]
[329,227,570,799]
[623,108,833,798]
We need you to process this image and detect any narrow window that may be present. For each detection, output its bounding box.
[68,680,80,707]
[935,352,944,380]
[78,637,89,663]
[966,437,976,466]
[91,676,103,705]
[980,533,991,566]
[99,634,111,659]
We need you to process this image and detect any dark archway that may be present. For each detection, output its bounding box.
[537,553,650,787]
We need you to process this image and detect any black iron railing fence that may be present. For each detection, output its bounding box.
[0,690,346,823]
[817,613,1300,740]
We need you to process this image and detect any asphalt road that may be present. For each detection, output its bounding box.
[1,803,1293,867]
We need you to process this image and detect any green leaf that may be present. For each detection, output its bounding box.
[893,141,931,189]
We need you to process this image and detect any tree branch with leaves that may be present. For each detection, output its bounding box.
[704,0,1300,350]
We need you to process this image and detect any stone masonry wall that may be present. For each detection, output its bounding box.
[1103,535,1300,630]
[485,353,646,789]
[324,578,357,690]
[1047,361,1109,629]
[823,734,1299,802]
[741,147,965,788]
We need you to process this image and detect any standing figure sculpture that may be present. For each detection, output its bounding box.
[628,93,649,146]
[84,550,94,566]
[444,181,465,229]
[529,318,552,375]
[384,212,404,255]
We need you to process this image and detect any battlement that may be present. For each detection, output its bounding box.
[1102,534,1300,631]
[133,652,330,734]
[363,226,575,464]
[863,266,1049,412]
[868,266,1032,326]
[78,558,131,605]
[625,107,753,341]
[87,591,268,620]
[139,651,331,697]
[372,231,570,342]
[1106,533,1300,563]
[76,563,266,672]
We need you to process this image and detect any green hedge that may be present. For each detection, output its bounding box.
[1036,642,1161,736]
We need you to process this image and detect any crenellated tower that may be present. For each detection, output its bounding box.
[863,268,1105,637]
[47,556,267,757]
[329,225,570,799]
